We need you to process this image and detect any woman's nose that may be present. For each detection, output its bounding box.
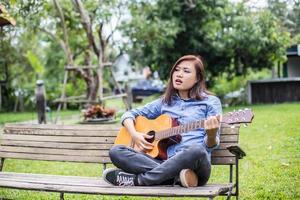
[176,71,183,77]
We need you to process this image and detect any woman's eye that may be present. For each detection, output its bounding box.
[184,70,191,73]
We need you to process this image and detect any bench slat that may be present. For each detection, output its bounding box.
[2,134,237,144]
[0,172,102,183]
[211,157,235,165]
[5,129,119,137]
[0,140,113,150]
[4,124,120,131]
[0,172,233,197]
[212,149,234,157]
[0,146,109,156]
[0,140,236,151]
[0,147,234,157]
[220,134,238,142]
[4,124,239,137]
[0,152,111,163]
[2,134,115,143]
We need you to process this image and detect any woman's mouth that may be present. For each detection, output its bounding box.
[175,79,182,85]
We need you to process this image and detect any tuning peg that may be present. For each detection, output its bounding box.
[243,123,248,127]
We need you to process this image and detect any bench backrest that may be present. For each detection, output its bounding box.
[1,123,239,165]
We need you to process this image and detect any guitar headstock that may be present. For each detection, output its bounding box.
[221,108,254,125]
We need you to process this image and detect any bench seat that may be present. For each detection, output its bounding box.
[0,172,233,197]
[0,123,245,199]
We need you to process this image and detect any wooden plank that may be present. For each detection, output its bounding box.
[0,175,103,187]
[212,149,234,157]
[211,157,236,165]
[0,140,113,150]
[220,127,240,135]
[0,146,109,157]
[4,124,120,131]
[220,135,238,142]
[0,152,111,163]
[0,174,232,195]
[0,151,235,165]
[0,172,103,185]
[2,135,115,143]
[218,143,238,149]
[2,134,238,144]
[0,178,233,197]
[4,129,119,136]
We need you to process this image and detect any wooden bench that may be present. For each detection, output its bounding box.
[0,123,245,200]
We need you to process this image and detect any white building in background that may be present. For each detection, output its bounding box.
[285,44,300,77]
[113,54,143,83]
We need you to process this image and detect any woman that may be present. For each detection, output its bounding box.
[103,55,221,187]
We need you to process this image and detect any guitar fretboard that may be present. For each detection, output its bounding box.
[155,120,205,140]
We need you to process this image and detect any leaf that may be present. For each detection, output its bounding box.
[25,51,45,75]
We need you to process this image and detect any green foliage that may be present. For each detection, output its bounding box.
[25,51,45,76]
[211,69,271,100]
[122,0,291,81]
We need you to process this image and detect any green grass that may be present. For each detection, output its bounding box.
[0,102,299,199]
[0,110,79,125]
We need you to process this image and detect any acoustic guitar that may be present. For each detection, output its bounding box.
[114,109,254,160]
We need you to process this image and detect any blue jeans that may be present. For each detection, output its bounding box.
[109,143,211,186]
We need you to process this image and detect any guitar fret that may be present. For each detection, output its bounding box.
[157,119,208,140]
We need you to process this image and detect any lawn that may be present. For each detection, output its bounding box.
[0,102,299,199]
[0,110,79,125]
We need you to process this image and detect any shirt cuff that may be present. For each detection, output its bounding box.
[120,112,136,126]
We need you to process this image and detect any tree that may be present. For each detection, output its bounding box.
[0,0,127,111]
[122,0,291,82]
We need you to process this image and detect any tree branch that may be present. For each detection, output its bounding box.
[52,0,74,65]
[72,0,100,57]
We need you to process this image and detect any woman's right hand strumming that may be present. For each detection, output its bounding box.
[131,131,154,152]
[123,118,154,152]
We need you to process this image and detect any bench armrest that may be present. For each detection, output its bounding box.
[227,145,246,159]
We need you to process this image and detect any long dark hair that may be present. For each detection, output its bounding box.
[163,55,212,105]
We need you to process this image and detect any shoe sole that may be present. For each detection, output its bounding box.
[180,169,198,187]
[103,168,120,185]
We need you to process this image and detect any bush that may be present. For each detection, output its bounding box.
[211,69,271,105]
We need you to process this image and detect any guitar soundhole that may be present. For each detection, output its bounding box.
[146,131,155,143]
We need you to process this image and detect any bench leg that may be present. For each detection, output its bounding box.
[208,197,214,200]
[60,192,64,200]
[226,187,233,200]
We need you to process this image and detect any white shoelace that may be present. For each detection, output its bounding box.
[116,172,135,186]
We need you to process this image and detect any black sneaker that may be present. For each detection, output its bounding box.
[103,168,137,186]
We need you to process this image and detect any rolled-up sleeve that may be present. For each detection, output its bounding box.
[120,98,163,125]
[203,96,222,152]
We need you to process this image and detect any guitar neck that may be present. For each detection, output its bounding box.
[156,120,205,140]
[154,108,254,140]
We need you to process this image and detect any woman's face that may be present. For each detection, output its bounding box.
[172,60,197,92]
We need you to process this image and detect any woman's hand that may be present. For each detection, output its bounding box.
[204,116,220,147]
[131,131,154,152]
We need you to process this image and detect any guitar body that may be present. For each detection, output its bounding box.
[114,114,181,160]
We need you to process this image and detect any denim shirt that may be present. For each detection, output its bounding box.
[120,94,222,160]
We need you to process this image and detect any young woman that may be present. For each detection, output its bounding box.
[103,55,221,187]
